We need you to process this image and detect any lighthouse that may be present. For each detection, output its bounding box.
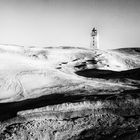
[90,27,99,49]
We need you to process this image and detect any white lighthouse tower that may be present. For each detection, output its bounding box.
[90,27,99,49]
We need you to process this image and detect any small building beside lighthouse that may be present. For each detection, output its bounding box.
[90,27,99,49]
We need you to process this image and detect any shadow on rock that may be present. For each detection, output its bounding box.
[75,68,140,80]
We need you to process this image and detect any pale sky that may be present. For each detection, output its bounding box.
[0,0,140,49]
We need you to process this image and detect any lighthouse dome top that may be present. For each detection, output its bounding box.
[91,27,97,36]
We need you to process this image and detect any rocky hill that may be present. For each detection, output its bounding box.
[0,44,140,140]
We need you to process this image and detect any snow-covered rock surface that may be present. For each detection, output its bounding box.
[0,45,140,139]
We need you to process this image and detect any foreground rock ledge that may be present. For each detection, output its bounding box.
[1,95,140,140]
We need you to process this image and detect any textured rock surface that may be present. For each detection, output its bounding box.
[0,45,140,139]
